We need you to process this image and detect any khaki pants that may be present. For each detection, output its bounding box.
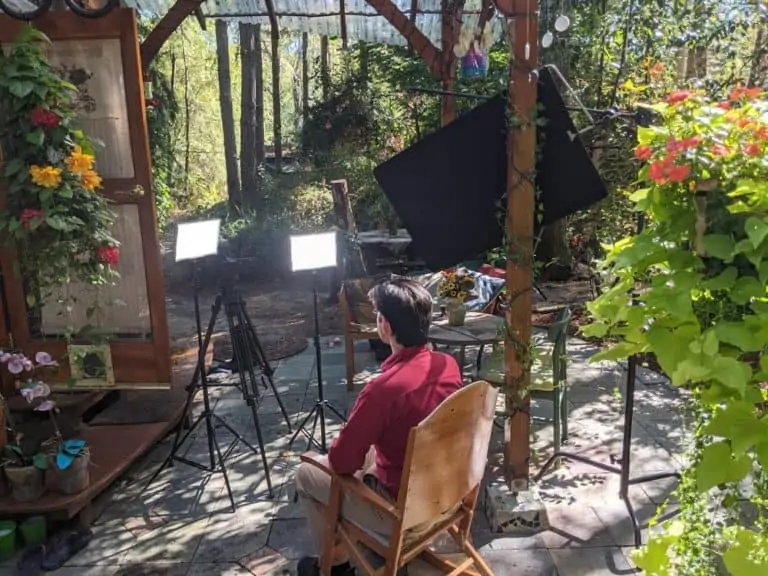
[294,448,393,563]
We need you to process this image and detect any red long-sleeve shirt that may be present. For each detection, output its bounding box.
[328,345,462,498]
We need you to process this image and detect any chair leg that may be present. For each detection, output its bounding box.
[461,541,494,576]
[552,392,561,455]
[560,388,569,443]
[345,333,355,392]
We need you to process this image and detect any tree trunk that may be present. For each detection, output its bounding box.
[215,20,241,210]
[255,25,266,164]
[301,32,309,122]
[271,25,282,172]
[320,35,330,100]
[239,23,262,212]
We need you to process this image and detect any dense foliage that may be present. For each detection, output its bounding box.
[0,26,118,305]
[585,89,768,575]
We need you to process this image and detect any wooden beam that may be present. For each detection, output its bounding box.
[364,0,443,79]
[140,0,205,71]
[193,8,206,30]
[439,0,464,125]
[340,0,348,49]
[498,0,539,489]
[478,0,494,32]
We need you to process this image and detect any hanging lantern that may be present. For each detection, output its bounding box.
[460,44,488,79]
[143,74,153,100]
[454,25,494,80]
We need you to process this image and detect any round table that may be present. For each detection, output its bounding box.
[429,312,505,377]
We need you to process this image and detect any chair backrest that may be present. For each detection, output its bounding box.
[340,278,378,325]
[546,307,571,381]
[396,380,498,530]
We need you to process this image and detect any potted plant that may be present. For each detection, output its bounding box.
[0,25,119,308]
[438,268,476,326]
[0,350,58,502]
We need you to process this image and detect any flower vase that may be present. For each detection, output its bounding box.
[5,466,45,502]
[446,300,467,326]
[50,448,90,495]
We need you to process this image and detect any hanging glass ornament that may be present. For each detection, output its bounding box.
[454,25,494,80]
[554,15,571,32]
[461,44,489,79]
[541,31,554,48]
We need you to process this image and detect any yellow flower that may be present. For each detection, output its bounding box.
[65,145,94,175]
[29,165,62,189]
[80,170,102,192]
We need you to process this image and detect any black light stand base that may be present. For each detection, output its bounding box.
[533,354,680,547]
[143,268,292,510]
[288,271,347,453]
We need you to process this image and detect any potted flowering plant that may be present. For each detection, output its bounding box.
[0,351,58,502]
[438,268,476,326]
[585,87,768,574]
[0,350,90,499]
[0,25,119,307]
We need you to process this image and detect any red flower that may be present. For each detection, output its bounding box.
[30,106,60,129]
[96,245,120,268]
[667,91,693,105]
[648,161,668,183]
[728,87,763,101]
[711,144,731,157]
[19,208,44,230]
[755,126,768,141]
[667,164,690,183]
[716,101,731,110]
[634,145,653,160]
[744,143,761,157]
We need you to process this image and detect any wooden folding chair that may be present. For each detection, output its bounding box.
[339,278,379,392]
[300,380,498,576]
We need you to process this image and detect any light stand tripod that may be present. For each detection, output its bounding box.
[286,232,348,453]
[534,354,680,546]
[289,271,347,452]
[144,264,268,512]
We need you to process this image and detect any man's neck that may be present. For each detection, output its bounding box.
[389,341,404,355]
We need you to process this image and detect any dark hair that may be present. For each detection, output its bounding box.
[368,277,432,347]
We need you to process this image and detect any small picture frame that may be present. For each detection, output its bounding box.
[67,344,115,387]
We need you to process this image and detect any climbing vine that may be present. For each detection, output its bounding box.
[584,88,768,574]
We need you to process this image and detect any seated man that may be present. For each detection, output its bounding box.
[295,277,463,576]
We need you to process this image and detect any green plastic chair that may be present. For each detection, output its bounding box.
[476,306,571,453]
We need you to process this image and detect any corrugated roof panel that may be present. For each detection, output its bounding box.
[13,0,506,48]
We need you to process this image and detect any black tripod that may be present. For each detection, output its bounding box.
[145,267,292,511]
[534,354,680,546]
[289,271,346,452]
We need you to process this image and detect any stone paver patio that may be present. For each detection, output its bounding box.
[29,332,688,576]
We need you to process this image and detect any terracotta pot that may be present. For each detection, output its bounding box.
[446,301,467,327]
[5,465,45,502]
[50,448,90,495]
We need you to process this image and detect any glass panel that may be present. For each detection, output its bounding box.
[43,38,134,179]
[35,204,151,340]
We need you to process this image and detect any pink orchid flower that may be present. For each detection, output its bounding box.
[34,400,55,412]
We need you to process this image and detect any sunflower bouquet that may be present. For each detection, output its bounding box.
[438,268,476,303]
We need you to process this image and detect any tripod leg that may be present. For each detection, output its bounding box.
[309,408,322,453]
[263,372,293,431]
[289,406,319,448]
[324,401,348,423]
[207,417,237,513]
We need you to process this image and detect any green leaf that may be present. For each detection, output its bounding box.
[697,441,751,491]
[723,527,768,576]
[580,322,609,338]
[32,453,48,470]
[26,129,44,147]
[731,276,765,304]
[759,262,768,286]
[745,217,768,249]
[2,158,24,178]
[8,219,20,233]
[703,234,735,261]
[710,356,750,395]
[715,322,759,351]
[701,266,738,291]
[9,80,34,98]
[704,402,768,454]
[756,441,768,469]
[26,293,36,308]
[45,215,65,230]
[590,342,641,363]
[701,330,718,356]
[671,358,711,385]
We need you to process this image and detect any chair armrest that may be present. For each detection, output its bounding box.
[300,453,400,519]
[335,475,400,519]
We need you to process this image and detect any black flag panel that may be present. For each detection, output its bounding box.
[373,67,608,271]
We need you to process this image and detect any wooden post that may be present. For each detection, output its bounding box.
[215,20,241,210]
[496,0,539,489]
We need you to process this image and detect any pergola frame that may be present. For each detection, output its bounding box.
[139,0,537,488]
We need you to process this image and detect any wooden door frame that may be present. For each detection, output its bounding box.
[0,9,171,385]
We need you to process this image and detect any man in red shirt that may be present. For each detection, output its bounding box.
[295,277,462,576]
